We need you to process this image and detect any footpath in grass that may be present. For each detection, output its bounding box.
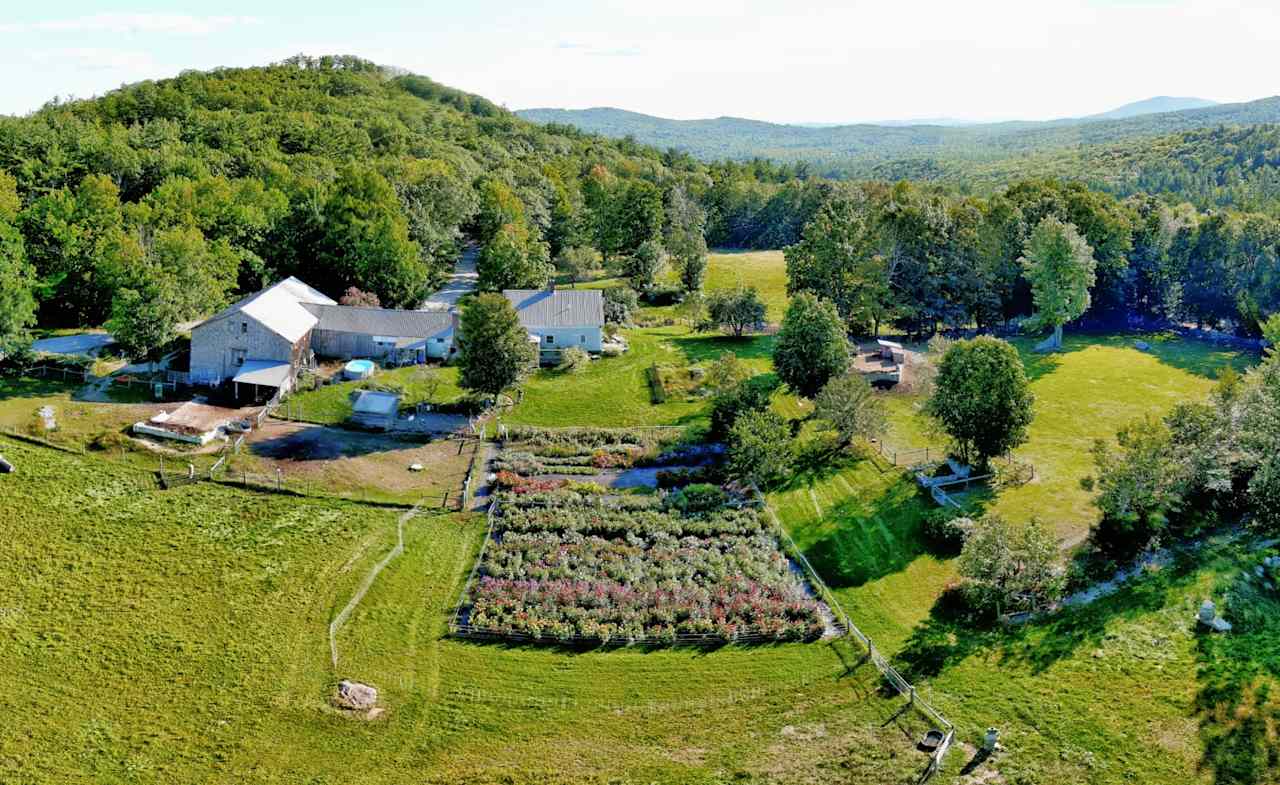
[0,438,929,784]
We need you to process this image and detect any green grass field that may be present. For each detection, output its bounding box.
[6,249,1274,783]
[286,365,467,426]
[0,436,933,784]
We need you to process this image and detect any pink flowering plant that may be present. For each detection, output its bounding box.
[461,502,825,645]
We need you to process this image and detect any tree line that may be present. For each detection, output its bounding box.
[0,57,810,359]
[782,177,1280,340]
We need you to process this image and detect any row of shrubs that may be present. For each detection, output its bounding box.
[498,505,767,538]
[502,425,685,449]
[466,509,823,643]
[495,483,730,514]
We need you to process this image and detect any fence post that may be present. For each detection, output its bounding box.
[276,468,282,491]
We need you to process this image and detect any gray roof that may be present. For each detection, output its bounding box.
[502,289,604,329]
[304,304,453,338]
[232,360,293,388]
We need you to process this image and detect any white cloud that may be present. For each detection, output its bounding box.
[30,47,156,73]
[0,14,261,36]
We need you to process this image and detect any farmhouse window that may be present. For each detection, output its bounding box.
[544,335,554,345]
[435,338,444,343]
[232,349,246,367]
[580,334,586,343]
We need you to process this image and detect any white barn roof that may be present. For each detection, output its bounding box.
[196,277,336,343]
[232,360,293,387]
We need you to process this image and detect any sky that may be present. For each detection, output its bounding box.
[2,0,1278,123]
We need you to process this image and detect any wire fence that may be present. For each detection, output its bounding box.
[758,490,957,779]
[871,438,934,468]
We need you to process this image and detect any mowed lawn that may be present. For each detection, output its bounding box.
[0,437,930,784]
[505,326,780,428]
[286,364,467,426]
[766,333,1259,785]
[703,249,789,322]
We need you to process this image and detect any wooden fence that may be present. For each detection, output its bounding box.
[760,490,958,780]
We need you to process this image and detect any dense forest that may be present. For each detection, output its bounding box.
[3,57,1280,359]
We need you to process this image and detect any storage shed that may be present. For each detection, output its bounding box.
[350,390,401,430]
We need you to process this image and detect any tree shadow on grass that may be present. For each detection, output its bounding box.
[1011,330,1256,384]
[1194,567,1280,785]
[799,478,936,589]
[0,375,83,401]
[668,333,776,364]
[896,547,1204,683]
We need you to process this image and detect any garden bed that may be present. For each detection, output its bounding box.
[451,491,828,646]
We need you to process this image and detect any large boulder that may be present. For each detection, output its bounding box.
[335,680,378,711]
[0,455,12,474]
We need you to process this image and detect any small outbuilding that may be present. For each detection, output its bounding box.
[350,390,401,431]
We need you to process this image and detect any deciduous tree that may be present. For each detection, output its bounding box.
[924,336,1033,468]
[813,372,886,448]
[773,292,849,398]
[1021,217,1097,351]
[957,515,1062,614]
[727,409,794,488]
[699,287,766,337]
[457,293,536,397]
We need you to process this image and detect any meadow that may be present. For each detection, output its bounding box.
[0,435,930,784]
[3,250,1273,783]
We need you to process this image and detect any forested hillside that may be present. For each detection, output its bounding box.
[0,56,833,357]
[518,97,1280,180]
[3,57,1280,360]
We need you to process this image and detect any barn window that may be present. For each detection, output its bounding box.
[580,334,586,343]
[241,321,247,334]
[544,334,554,345]
[435,338,444,343]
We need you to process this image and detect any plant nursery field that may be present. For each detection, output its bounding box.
[0,435,936,784]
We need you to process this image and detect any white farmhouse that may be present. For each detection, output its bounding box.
[503,289,605,363]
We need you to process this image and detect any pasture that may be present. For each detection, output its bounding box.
[0,436,929,784]
[4,251,1272,783]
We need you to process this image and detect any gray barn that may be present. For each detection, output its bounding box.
[305,304,454,363]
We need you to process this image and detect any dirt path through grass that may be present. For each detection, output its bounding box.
[328,503,422,669]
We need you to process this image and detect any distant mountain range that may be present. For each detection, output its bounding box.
[516,95,1278,179]
[1084,95,1218,120]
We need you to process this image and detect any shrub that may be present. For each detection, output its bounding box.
[727,410,794,489]
[709,375,779,441]
[656,466,720,488]
[664,483,729,514]
[603,286,639,324]
[559,346,590,373]
[957,515,1062,614]
[921,510,971,555]
[465,500,825,644]
[0,344,36,377]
